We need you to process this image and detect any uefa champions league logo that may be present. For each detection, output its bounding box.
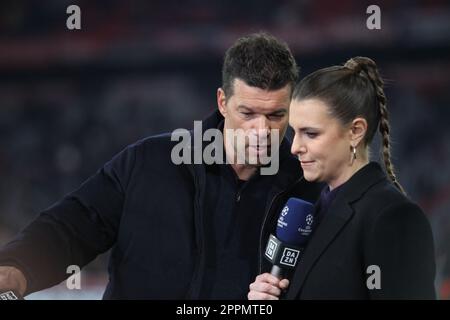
[298,214,314,235]
[277,206,289,228]
[306,214,313,226]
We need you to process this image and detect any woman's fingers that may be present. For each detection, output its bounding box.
[279,278,290,290]
[247,273,291,300]
[248,290,280,300]
[249,279,282,297]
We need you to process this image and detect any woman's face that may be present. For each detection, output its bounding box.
[289,98,355,189]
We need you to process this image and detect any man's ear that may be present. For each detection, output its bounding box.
[350,117,368,147]
[217,88,227,117]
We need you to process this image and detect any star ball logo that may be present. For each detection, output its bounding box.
[306,214,313,226]
[298,214,314,236]
[281,206,289,217]
[277,206,289,228]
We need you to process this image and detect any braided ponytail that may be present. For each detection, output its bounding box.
[345,57,406,194]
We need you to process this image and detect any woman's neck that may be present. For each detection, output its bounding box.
[328,158,369,191]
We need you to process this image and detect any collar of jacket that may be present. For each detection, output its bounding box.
[284,161,388,299]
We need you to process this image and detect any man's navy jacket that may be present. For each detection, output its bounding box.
[0,111,321,299]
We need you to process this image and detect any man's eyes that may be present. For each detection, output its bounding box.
[240,112,284,119]
[268,114,284,120]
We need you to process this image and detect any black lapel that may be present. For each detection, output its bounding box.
[284,197,354,299]
[284,162,388,299]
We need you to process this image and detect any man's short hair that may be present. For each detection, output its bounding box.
[222,32,299,99]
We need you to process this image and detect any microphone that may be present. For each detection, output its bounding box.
[264,197,315,279]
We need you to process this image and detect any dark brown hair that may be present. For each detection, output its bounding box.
[222,32,298,99]
[293,56,405,193]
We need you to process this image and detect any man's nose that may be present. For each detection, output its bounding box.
[255,115,270,131]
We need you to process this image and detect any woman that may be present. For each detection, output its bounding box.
[248,57,436,299]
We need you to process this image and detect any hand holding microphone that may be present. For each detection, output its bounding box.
[248,273,290,300]
[248,198,314,300]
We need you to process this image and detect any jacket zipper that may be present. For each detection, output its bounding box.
[185,165,205,299]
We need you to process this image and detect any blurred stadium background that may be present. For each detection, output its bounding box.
[0,0,449,299]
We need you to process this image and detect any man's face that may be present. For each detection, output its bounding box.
[217,78,291,166]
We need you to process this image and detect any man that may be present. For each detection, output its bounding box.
[0,33,320,299]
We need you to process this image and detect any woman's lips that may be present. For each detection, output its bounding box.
[300,160,315,166]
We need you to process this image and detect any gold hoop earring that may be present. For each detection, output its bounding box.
[351,146,357,165]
